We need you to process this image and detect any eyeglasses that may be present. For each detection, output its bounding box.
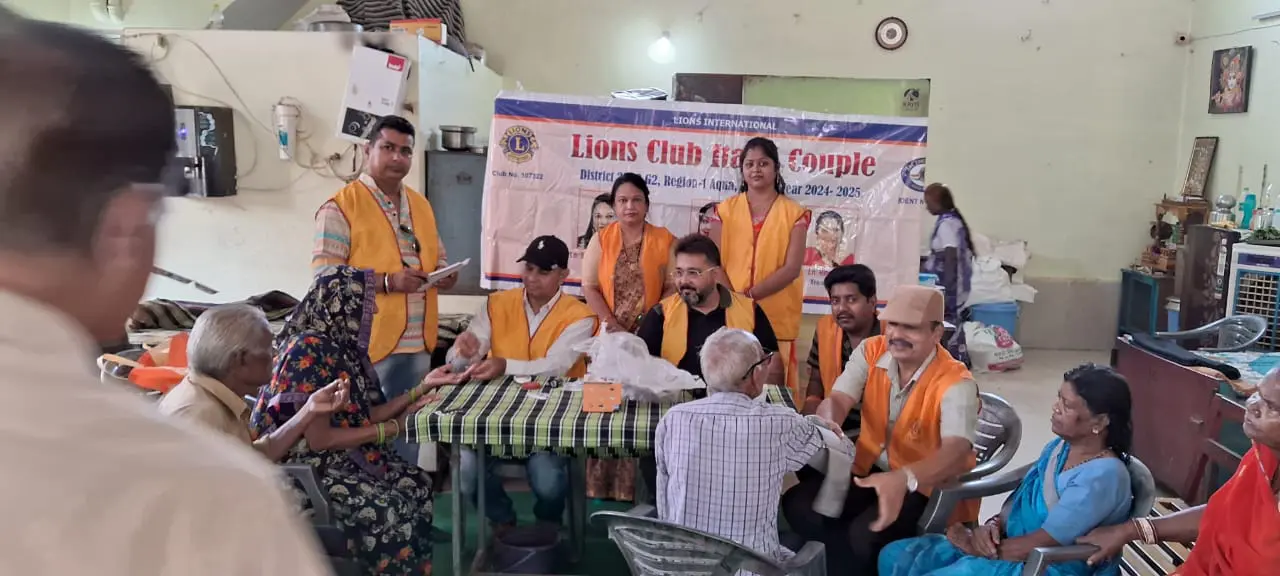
[398,224,422,255]
[739,351,774,381]
[671,266,718,280]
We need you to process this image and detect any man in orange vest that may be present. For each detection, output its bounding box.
[312,115,458,466]
[802,265,879,422]
[781,285,979,575]
[446,235,597,529]
[635,234,782,391]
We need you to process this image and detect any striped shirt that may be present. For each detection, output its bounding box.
[312,173,447,355]
[656,392,824,566]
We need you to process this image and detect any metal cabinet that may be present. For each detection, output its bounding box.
[423,150,487,295]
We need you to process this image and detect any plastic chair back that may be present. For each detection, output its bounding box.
[1126,456,1157,518]
[963,392,1022,482]
[592,510,823,576]
[1156,314,1266,352]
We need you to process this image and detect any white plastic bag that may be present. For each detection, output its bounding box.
[963,321,1024,373]
[966,255,1015,308]
[574,331,704,402]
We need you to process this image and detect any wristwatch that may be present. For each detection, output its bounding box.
[903,467,919,492]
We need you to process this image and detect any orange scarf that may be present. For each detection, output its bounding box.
[1178,444,1280,575]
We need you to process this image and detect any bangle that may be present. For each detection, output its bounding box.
[408,387,420,403]
[387,419,400,443]
[1132,518,1158,544]
[376,422,386,444]
[383,273,392,294]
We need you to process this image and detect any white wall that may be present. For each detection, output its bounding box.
[122,30,500,303]
[2,0,70,20]
[124,31,419,301]
[417,38,504,149]
[1179,0,1280,201]
[463,0,1193,281]
[76,0,218,29]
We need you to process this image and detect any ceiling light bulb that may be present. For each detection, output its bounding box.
[648,32,675,64]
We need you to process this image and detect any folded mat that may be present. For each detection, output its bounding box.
[1130,332,1241,380]
[127,290,300,332]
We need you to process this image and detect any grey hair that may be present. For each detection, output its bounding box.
[698,327,764,393]
[187,304,271,380]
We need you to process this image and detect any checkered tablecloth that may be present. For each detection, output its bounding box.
[406,376,796,457]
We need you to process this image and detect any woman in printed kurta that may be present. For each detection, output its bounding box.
[250,266,438,575]
[581,172,676,501]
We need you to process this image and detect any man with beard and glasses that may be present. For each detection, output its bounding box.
[781,285,980,575]
[802,265,881,424]
[636,234,781,394]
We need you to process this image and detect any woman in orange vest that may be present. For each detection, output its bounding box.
[707,136,810,400]
[582,173,676,334]
[581,173,675,501]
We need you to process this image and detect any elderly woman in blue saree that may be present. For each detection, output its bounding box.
[879,363,1136,576]
[250,266,458,575]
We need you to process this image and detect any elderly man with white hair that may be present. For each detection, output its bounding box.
[158,304,349,462]
[654,327,841,564]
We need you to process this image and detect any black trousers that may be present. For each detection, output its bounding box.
[781,466,929,575]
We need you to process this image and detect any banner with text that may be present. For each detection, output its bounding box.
[480,91,929,313]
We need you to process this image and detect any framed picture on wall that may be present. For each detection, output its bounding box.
[1209,46,1252,114]
[1182,136,1218,200]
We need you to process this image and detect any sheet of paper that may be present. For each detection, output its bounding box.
[424,258,470,287]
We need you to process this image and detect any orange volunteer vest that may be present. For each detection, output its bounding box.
[815,316,844,397]
[853,335,980,522]
[329,180,440,364]
[815,316,889,396]
[658,291,755,367]
[717,193,807,341]
[597,222,675,312]
[487,288,597,378]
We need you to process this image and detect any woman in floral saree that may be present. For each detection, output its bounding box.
[879,364,1135,576]
[250,266,454,575]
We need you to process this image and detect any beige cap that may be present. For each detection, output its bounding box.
[880,285,945,326]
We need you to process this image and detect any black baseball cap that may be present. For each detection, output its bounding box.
[517,235,570,271]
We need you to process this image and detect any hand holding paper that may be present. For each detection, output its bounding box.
[423,258,470,289]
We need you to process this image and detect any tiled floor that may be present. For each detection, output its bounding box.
[972,348,1109,519]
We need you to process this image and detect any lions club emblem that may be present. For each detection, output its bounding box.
[501,125,538,164]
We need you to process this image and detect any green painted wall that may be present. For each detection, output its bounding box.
[742,76,930,117]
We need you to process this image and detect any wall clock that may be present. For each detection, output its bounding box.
[876,17,908,51]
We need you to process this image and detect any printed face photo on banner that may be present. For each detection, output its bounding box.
[479,92,929,312]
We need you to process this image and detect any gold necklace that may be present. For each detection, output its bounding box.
[1062,449,1111,472]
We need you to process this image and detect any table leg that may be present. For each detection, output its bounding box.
[567,455,587,563]
[477,446,488,549]
[633,458,652,505]
[450,447,464,576]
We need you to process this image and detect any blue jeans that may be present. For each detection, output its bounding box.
[459,449,568,525]
[373,351,432,465]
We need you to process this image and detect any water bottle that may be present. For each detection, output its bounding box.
[1241,192,1257,229]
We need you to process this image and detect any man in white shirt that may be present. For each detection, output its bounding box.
[656,327,837,564]
[0,11,332,575]
[447,235,597,530]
